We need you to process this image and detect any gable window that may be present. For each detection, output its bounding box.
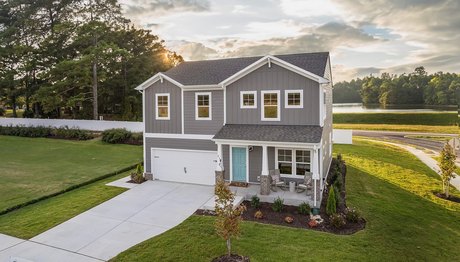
[276,149,311,177]
[195,92,212,120]
[240,91,257,109]
[285,90,303,108]
[155,93,170,120]
[261,90,280,121]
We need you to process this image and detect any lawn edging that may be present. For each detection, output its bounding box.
[0,162,142,216]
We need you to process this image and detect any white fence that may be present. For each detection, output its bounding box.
[333,129,353,144]
[0,118,143,132]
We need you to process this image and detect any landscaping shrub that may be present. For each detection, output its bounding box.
[250,195,260,208]
[298,202,311,215]
[330,213,346,229]
[0,125,52,137]
[0,108,5,116]
[52,126,94,140]
[272,197,284,212]
[102,128,132,144]
[130,163,145,184]
[130,132,143,145]
[345,207,360,223]
[326,185,337,215]
[254,210,263,219]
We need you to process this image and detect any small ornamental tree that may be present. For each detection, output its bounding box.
[326,185,337,215]
[438,143,457,197]
[215,180,246,257]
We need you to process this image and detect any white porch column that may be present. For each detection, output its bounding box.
[312,148,320,207]
[216,143,224,171]
[261,145,269,176]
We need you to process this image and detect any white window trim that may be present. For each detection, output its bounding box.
[195,92,212,120]
[155,93,170,120]
[275,148,312,178]
[240,91,257,109]
[284,89,303,109]
[261,90,280,121]
[323,90,327,121]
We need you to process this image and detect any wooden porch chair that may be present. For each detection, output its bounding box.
[269,169,285,192]
[297,172,313,194]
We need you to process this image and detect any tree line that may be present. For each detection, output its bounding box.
[0,0,182,120]
[333,67,460,106]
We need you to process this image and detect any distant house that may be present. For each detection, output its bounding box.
[135,52,333,207]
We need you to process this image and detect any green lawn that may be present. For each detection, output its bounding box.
[333,112,458,126]
[0,135,142,212]
[112,139,460,262]
[0,171,129,239]
[334,123,460,134]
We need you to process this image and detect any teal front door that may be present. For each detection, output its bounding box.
[232,147,247,182]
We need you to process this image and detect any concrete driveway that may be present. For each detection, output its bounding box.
[0,181,214,262]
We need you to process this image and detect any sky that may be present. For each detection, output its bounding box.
[119,0,460,82]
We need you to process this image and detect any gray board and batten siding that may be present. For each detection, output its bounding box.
[226,63,320,126]
[144,80,182,134]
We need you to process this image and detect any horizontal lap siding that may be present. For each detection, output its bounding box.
[145,80,181,133]
[184,90,224,135]
[226,63,320,125]
[145,137,216,173]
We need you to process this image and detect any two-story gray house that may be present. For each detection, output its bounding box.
[135,52,333,207]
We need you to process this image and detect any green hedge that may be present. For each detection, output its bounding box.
[0,162,142,216]
[102,128,142,145]
[333,113,458,126]
[0,125,95,140]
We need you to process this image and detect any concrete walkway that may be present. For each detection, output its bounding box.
[0,180,214,262]
[382,141,460,190]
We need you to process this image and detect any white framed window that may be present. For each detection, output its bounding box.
[155,93,170,120]
[261,90,280,121]
[276,148,311,177]
[240,91,257,109]
[285,90,303,108]
[195,92,212,120]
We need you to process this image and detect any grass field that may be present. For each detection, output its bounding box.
[333,112,458,126]
[112,139,460,262]
[0,136,142,212]
[334,123,460,134]
[0,171,129,239]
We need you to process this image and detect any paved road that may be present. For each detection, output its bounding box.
[353,130,459,153]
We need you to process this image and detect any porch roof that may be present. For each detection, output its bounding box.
[212,124,323,144]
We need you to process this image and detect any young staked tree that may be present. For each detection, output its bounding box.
[214,180,246,257]
[438,143,457,198]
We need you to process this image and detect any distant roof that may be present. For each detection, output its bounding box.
[213,124,323,144]
[163,52,329,86]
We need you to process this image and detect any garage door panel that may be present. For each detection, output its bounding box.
[151,148,216,185]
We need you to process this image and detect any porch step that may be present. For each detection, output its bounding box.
[201,195,245,211]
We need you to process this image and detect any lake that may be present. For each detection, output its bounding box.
[333,103,457,113]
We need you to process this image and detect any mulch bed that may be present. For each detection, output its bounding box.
[195,200,365,235]
[434,192,460,203]
[212,254,250,262]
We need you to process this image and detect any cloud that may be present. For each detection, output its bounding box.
[168,41,219,60]
[122,0,210,17]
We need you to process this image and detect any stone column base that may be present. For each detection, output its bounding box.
[144,172,153,180]
[215,170,225,184]
[260,175,270,195]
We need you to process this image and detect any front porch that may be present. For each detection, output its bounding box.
[229,184,314,207]
[213,125,326,207]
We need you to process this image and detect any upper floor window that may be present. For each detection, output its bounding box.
[285,90,303,108]
[240,91,257,109]
[261,90,280,121]
[323,90,327,120]
[155,93,170,120]
[195,92,212,120]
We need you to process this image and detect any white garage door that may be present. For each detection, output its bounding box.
[151,148,217,185]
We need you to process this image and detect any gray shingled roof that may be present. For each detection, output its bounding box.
[164,52,329,86]
[213,124,323,144]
